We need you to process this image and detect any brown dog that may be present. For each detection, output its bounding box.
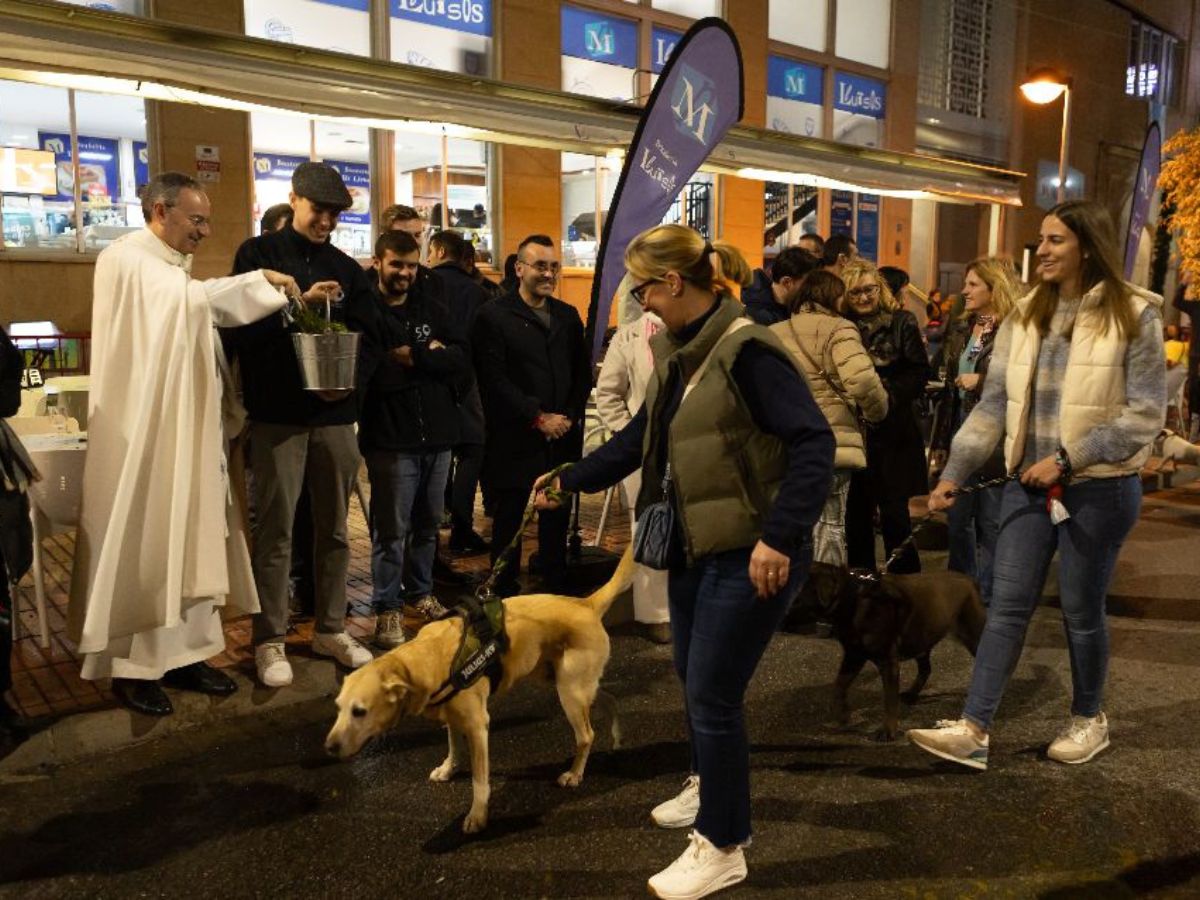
[797,562,986,741]
[325,549,636,833]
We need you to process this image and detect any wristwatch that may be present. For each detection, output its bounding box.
[1054,445,1073,479]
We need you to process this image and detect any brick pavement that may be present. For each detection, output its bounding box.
[9,484,633,721]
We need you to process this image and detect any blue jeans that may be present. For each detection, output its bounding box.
[963,476,1141,731]
[946,474,1003,606]
[669,543,811,848]
[364,450,451,613]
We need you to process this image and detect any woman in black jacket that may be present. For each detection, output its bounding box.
[841,259,930,574]
[929,257,1022,604]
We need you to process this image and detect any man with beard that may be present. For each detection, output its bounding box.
[227,162,375,687]
[472,234,591,597]
[356,230,468,646]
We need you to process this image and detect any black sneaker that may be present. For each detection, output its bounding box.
[449,530,490,555]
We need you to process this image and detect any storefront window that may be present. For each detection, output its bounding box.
[650,0,720,17]
[1,80,146,253]
[648,25,682,90]
[769,0,826,52]
[561,5,639,102]
[661,174,713,238]
[561,152,618,268]
[832,71,886,148]
[394,132,493,265]
[250,111,372,256]
[243,0,370,57]
[766,55,824,138]
[390,0,492,76]
[834,0,890,68]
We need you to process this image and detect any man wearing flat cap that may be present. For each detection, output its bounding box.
[225,161,379,687]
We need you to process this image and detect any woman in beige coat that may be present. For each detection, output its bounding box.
[771,270,889,565]
[595,302,671,643]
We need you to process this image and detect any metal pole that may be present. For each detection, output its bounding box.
[1056,86,1072,204]
[68,88,84,254]
[440,132,450,230]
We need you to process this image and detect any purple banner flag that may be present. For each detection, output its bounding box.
[585,18,744,360]
[1124,122,1161,280]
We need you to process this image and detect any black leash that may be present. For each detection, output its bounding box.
[871,471,1021,578]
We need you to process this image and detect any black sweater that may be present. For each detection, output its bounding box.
[355,283,470,453]
[225,226,375,427]
[562,305,834,558]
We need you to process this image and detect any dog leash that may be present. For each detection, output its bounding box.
[872,471,1022,578]
[476,462,574,602]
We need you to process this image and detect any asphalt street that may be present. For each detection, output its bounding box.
[3,602,1200,899]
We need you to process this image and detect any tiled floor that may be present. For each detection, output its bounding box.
[9,482,634,721]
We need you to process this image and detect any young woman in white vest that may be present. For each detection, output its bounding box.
[536,224,835,900]
[910,200,1167,771]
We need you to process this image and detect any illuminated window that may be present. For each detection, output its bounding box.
[243,0,370,56]
[769,0,827,52]
[561,5,639,102]
[1126,19,1180,106]
[834,0,890,68]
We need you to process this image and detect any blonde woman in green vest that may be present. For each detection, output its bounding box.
[910,200,1166,771]
[536,224,834,900]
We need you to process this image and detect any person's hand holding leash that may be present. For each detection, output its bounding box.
[749,541,790,599]
[928,479,959,512]
[1020,455,1061,489]
[533,472,564,510]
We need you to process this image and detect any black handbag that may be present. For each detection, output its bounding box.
[632,463,678,570]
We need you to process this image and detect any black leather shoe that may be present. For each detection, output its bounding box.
[449,530,490,555]
[112,678,173,716]
[162,661,238,697]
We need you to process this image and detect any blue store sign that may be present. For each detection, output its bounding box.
[38,131,121,204]
[767,56,823,104]
[830,189,854,237]
[326,159,371,226]
[651,26,682,74]
[833,71,886,119]
[561,5,637,68]
[855,193,880,262]
[132,140,149,190]
[391,0,491,36]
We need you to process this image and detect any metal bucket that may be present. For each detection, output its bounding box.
[292,330,360,391]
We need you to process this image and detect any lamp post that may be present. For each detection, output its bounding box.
[1020,69,1072,204]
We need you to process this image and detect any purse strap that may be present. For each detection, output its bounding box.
[788,317,861,420]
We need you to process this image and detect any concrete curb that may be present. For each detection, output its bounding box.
[0,655,344,775]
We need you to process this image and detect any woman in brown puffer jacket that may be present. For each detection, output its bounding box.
[771,270,889,565]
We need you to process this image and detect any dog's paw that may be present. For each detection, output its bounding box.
[429,761,458,783]
[557,771,583,788]
[871,727,900,743]
[462,809,488,834]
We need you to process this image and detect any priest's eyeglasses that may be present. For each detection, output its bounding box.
[166,204,210,228]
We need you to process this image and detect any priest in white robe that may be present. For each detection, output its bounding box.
[68,172,300,716]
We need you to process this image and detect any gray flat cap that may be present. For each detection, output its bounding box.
[292,161,353,209]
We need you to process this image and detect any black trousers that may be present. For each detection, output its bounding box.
[490,484,569,594]
[845,469,921,574]
[447,443,484,537]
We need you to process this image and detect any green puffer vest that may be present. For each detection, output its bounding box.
[637,295,799,563]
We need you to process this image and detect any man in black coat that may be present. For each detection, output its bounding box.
[428,230,489,554]
[472,234,591,597]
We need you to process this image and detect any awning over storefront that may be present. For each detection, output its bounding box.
[0,0,1022,205]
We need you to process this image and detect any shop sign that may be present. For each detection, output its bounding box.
[830,189,854,236]
[38,131,120,203]
[392,0,491,36]
[132,140,149,190]
[195,144,221,183]
[651,26,682,74]
[767,56,823,105]
[833,72,886,119]
[254,153,308,183]
[855,193,880,262]
[561,5,637,68]
[325,159,371,225]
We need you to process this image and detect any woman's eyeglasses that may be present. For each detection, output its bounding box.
[846,284,880,298]
[630,278,662,304]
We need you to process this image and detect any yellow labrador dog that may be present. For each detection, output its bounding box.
[325,549,637,833]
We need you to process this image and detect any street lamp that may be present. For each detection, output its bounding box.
[1020,68,1073,204]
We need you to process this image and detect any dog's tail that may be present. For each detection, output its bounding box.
[586,547,637,619]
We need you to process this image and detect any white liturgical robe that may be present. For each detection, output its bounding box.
[69,228,287,680]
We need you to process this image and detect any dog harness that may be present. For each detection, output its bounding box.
[427,595,509,707]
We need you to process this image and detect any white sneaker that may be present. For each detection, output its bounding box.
[255,643,293,688]
[651,775,701,828]
[908,719,989,771]
[647,830,747,900]
[1047,712,1109,764]
[312,632,373,669]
